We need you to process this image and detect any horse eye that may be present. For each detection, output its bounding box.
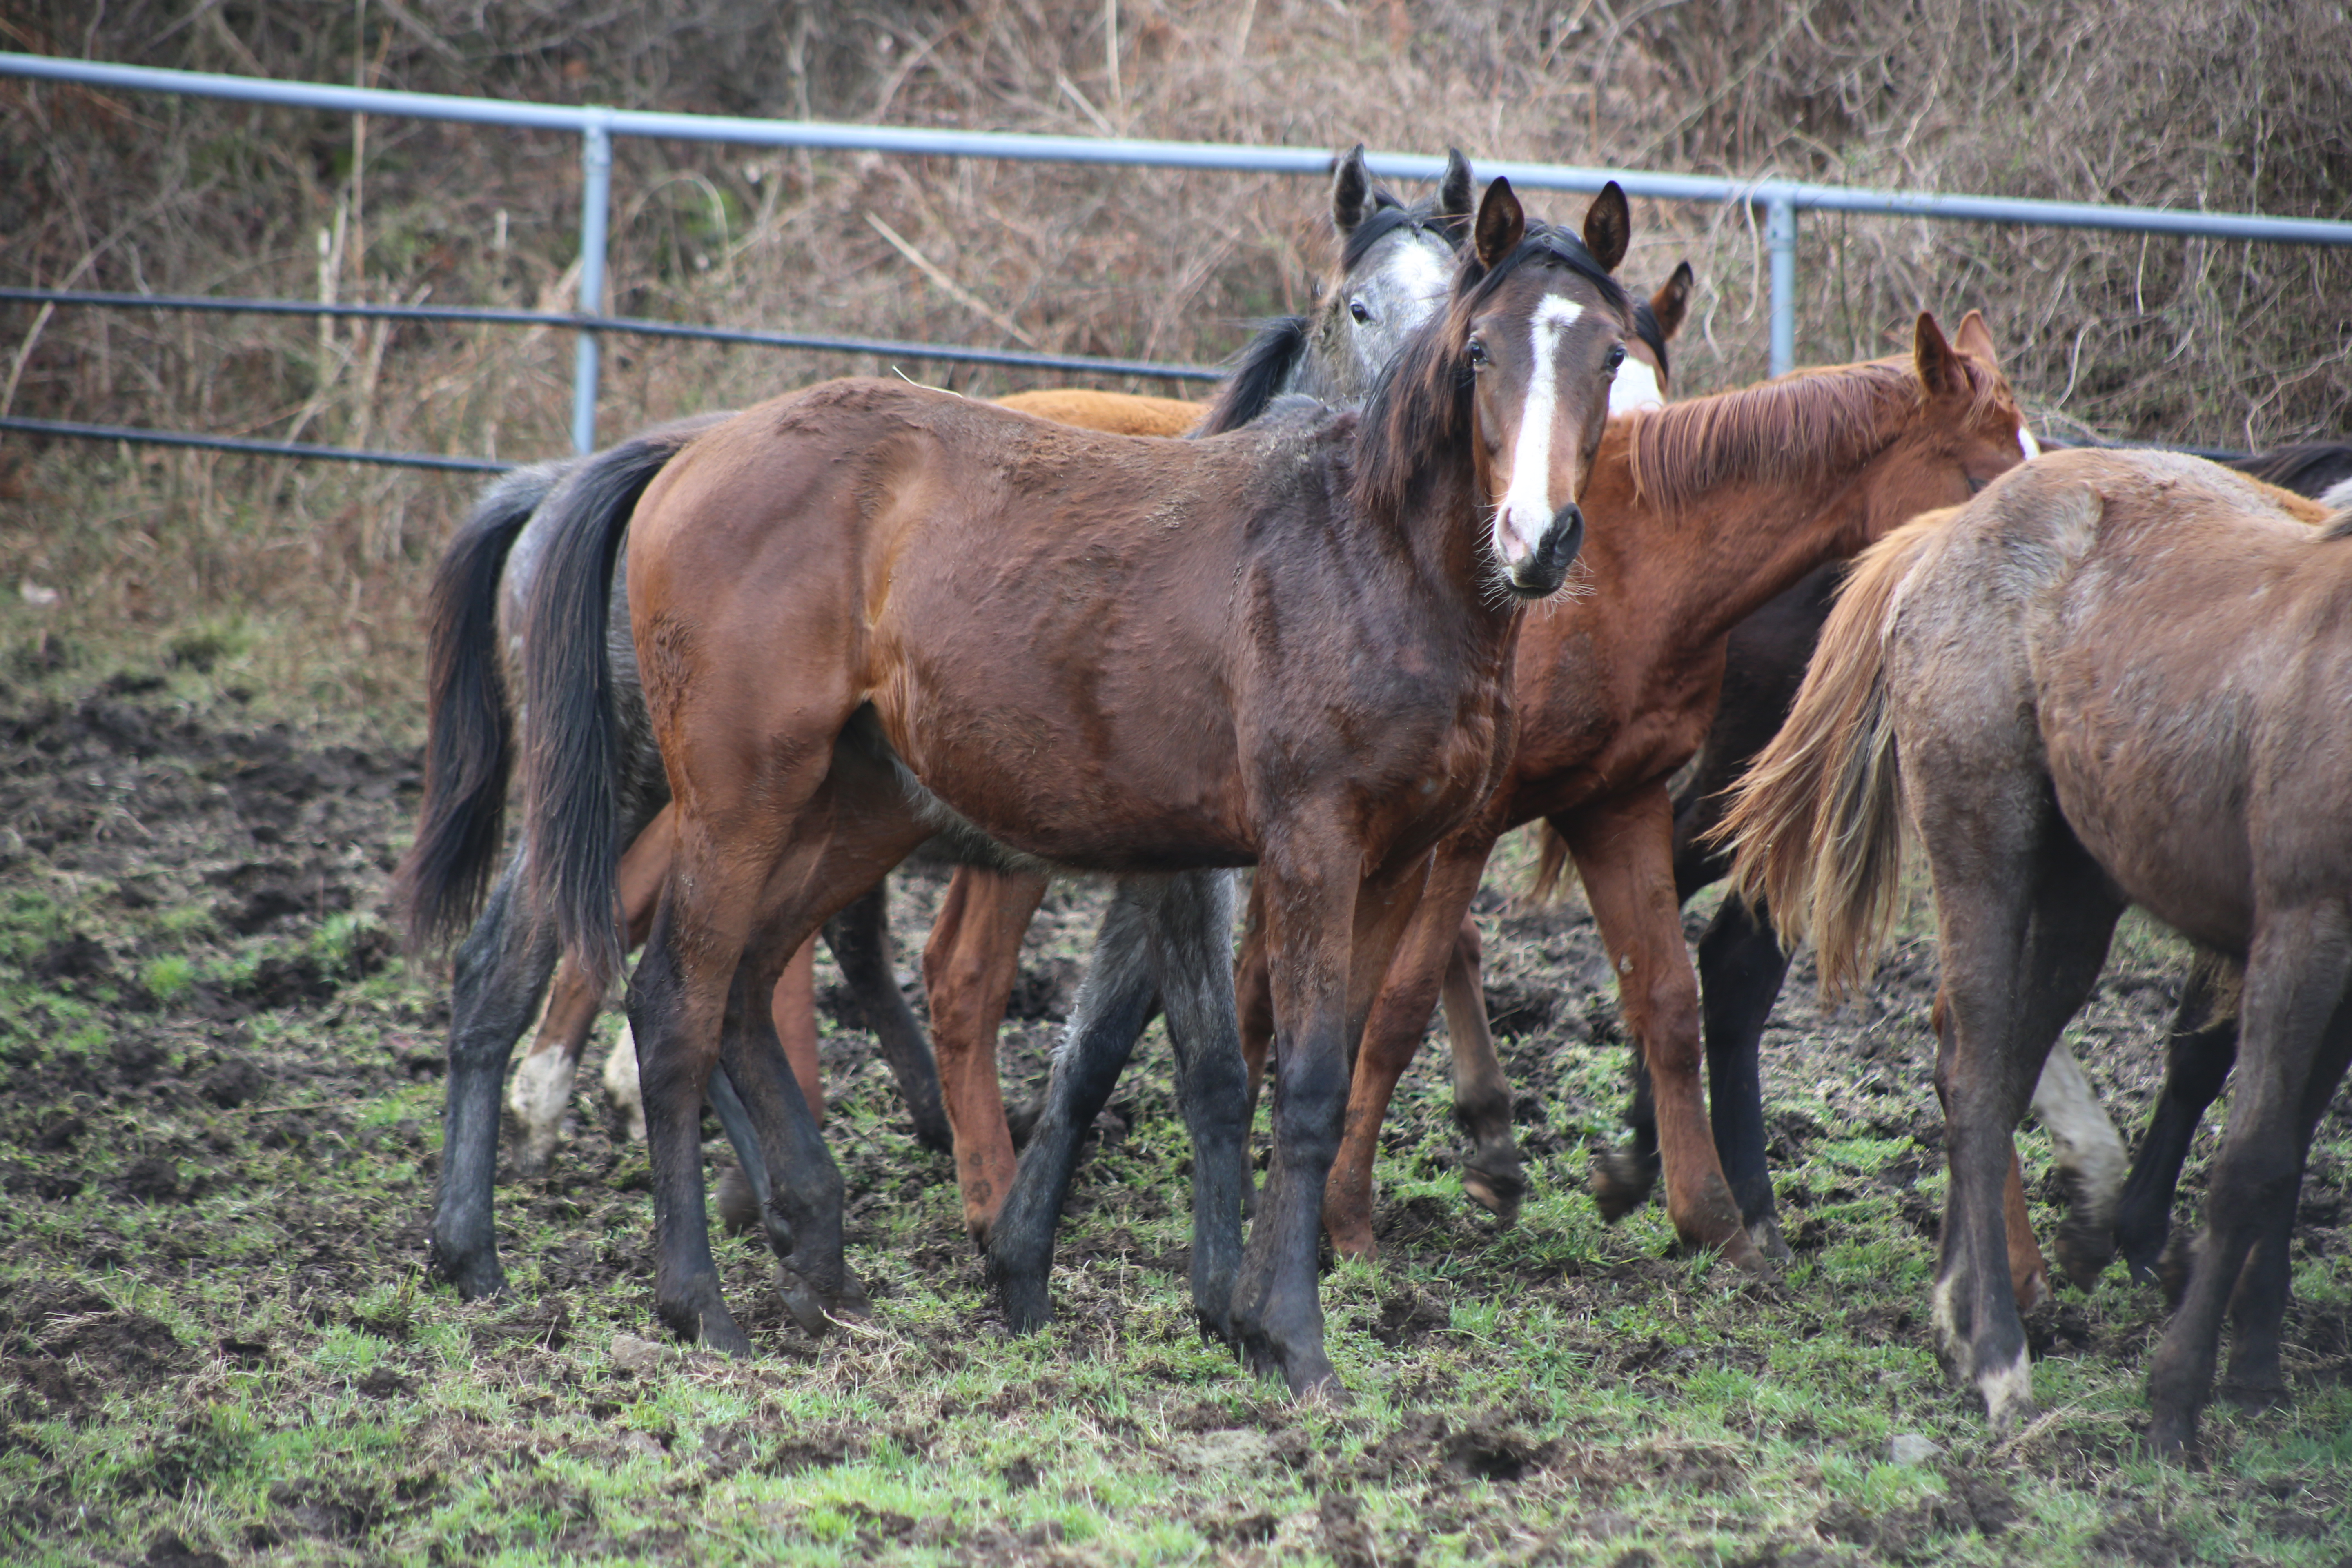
[1607,343,1626,371]
[1467,338,1488,367]
[1349,298,1372,324]
[1967,475,1989,494]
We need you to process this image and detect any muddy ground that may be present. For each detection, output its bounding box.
[3,679,2350,1565]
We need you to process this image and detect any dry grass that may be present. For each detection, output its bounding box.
[2,0,2349,690]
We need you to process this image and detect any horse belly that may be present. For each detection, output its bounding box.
[873,686,1256,873]
[2039,673,2256,953]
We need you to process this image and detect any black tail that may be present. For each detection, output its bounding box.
[517,422,711,988]
[394,461,565,953]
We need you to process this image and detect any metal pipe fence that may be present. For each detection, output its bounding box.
[6,50,2351,467]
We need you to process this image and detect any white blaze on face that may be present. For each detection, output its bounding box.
[2019,424,2042,461]
[1494,295,1586,568]
[1608,356,1665,416]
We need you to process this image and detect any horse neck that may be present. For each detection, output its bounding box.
[1583,429,1882,649]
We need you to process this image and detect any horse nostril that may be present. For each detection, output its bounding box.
[1546,503,1585,570]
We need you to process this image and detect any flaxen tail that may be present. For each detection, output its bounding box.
[393,461,564,953]
[1715,511,1950,1002]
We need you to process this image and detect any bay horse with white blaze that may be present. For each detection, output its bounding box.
[519,180,1636,1392]
[1230,312,2027,1271]
[1722,448,2352,1450]
[395,148,1477,1301]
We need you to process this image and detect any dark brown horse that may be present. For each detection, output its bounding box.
[1238,314,2028,1268]
[394,149,1485,1303]
[1722,448,2351,1450]
[517,180,1636,1392]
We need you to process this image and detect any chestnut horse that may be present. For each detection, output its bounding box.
[1621,432,2352,1298]
[1232,314,2029,1270]
[396,148,1482,1298]
[1721,448,2350,1450]
[517,182,1635,1391]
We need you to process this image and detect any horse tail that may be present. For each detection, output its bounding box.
[516,424,705,989]
[1717,516,1942,1002]
[393,461,563,953]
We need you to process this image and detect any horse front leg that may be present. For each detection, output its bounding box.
[1695,893,1795,1258]
[1560,789,1760,1273]
[1323,841,1482,1256]
[922,866,1051,1243]
[2114,951,2240,1285]
[1229,844,1368,1399]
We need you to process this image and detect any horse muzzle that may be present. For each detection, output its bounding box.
[1505,503,1583,598]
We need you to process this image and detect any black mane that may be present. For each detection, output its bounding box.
[1197,316,1312,437]
[1630,298,1670,385]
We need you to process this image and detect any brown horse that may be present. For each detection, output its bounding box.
[517,180,1636,1392]
[1229,314,2028,1270]
[1720,448,2350,1450]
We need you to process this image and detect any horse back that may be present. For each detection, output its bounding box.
[1929,449,2352,951]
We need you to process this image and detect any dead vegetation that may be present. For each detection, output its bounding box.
[2,0,2348,686]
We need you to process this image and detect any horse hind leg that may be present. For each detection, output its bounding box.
[430,862,559,1299]
[987,886,1160,1334]
[1439,913,1525,1227]
[2030,1038,2129,1291]
[825,881,952,1152]
[506,962,604,1178]
[2147,917,2352,1452]
[1142,871,1250,1341]
[922,867,1051,1243]
[2216,1005,2352,1413]
[1920,810,2122,1433]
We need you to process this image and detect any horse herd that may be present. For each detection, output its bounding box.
[390,149,2352,1455]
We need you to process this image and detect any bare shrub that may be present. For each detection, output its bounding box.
[2,0,2346,690]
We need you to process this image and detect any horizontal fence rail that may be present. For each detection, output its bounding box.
[5,50,2349,470]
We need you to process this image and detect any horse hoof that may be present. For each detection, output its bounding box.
[2147,1406,2197,1457]
[664,1291,752,1356]
[1461,1158,1526,1227]
[2050,1221,2116,1294]
[715,1166,763,1238]
[1588,1144,1658,1223]
[2219,1377,2287,1413]
[428,1241,508,1303]
[1324,1224,1378,1262]
[1244,1334,1344,1402]
[1746,1215,1794,1264]
[774,1267,845,1338]
[989,1265,1053,1336]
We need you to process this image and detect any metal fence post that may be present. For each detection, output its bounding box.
[572,109,612,454]
[1766,189,1797,378]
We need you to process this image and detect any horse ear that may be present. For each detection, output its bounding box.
[1331,144,1372,238]
[1437,148,1475,237]
[1474,177,1525,270]
[1913,312,1965,395]
[1581,181,1630,273]
[1650,260,1695,339]
[1953,309,2000,368]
